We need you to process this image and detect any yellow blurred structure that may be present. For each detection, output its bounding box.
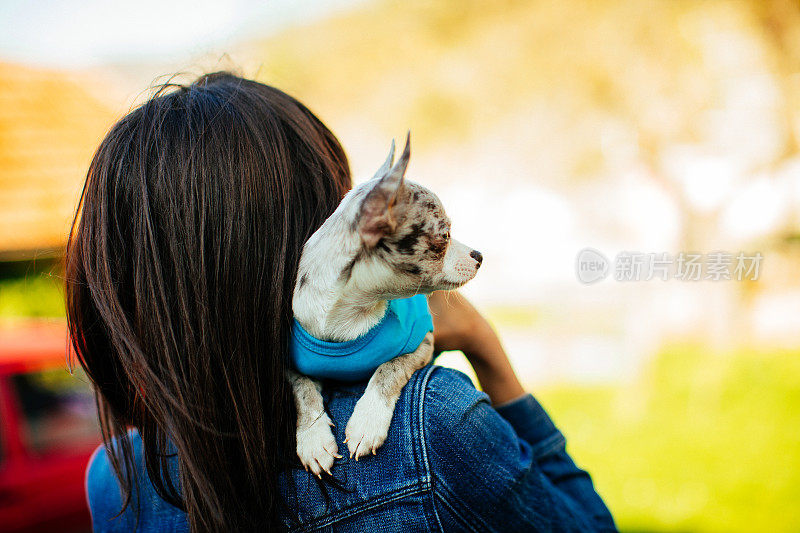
[0,62,114,258]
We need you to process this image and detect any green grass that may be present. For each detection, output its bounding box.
[537,345,800,532]
[0,273,65,319]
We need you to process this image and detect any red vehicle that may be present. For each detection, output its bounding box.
[0,323,100,533]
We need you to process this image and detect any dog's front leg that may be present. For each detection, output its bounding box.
[287,370,341,477]
[345,332,434,459]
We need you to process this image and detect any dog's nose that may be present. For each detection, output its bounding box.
[470,250,483,267]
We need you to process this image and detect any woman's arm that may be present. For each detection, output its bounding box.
[424,369,616,532]
[426,291,616,532]
[427,290,524,404]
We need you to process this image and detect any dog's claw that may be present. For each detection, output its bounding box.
[355,439,367,460]
[296,412,338,476]
[324,446,342,459]
[345,389,392,460]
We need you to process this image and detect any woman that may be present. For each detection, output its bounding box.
[67,72,616,532]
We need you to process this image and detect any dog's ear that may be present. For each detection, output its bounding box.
[359,133,411,248]
[372,139,396,180]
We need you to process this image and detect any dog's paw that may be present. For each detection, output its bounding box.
[296,412,341,477]
[345,390,394,460]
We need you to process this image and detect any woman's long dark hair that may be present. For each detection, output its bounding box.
[66,72,351,531]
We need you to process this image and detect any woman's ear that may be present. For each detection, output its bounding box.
[358,134,411,248]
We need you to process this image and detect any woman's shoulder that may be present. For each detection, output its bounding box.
[364,363,498,448]
[86,443,114,509]
[420,364,490,420]
[320,364,490,458]
[86,431,188,533]
[86,434,140,532]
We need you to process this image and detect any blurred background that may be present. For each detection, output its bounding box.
[1,0,799,531]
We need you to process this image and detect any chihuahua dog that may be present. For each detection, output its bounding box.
[289,134,482,476]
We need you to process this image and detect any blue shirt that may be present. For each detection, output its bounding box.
[86,365,617,532]
[289,294,434,381]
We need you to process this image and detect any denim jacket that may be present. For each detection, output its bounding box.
[86,365,617,532]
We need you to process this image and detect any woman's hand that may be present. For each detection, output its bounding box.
[427,291,525,405]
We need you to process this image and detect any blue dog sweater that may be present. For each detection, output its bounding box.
[290,294,434,382]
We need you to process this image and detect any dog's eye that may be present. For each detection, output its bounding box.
[444,231,450,241]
